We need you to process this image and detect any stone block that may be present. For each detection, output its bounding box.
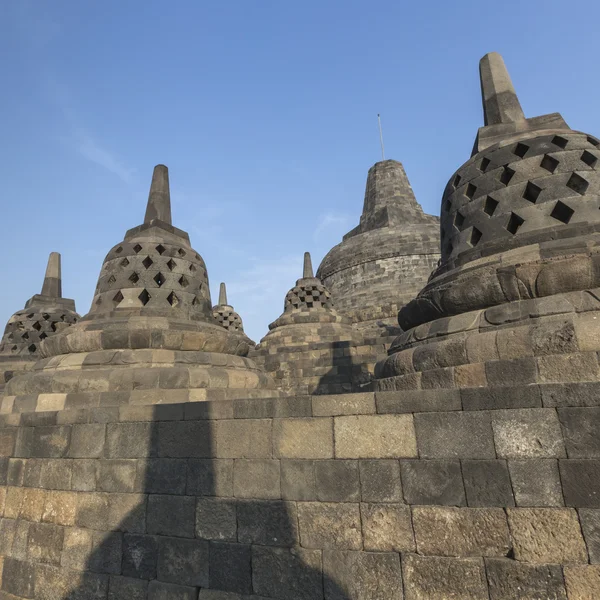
[485,558,567,600]
[108,576,148,600]
[538,352,599,383]
[32,426,71,458]
[7,459,24,487]
[558,407,600,457]
[402,553,488,600]
[35,563,109,599]
[461,385,542,410]
[297,502,361,549]
[579,509,600,563]
[147,495,195,538]
[215,419,272,458]
[414,411,495,458]
[496,327,534,360]
[491,409,566,458]
[233,459,280,499]
[421,366,455,389]
[97,459,138,493]
[1,558,36,598]
[61,527,92,571]
[4,488,23,519]
[542,382,600,408]
[376,389,461,414]
[157,536,209,587]
[312,393,375,416]
[360,503,414,551]
[14,428,33,459]
[507,508,587,563]
[76,493,109,530]
[209,542,252,595]
[401,460,466,506]
[486,357,538,386]
[19,488,46,522]
[147,580,197,600]
[564,565,600,600]
[196,497,237,541]
[273,418,333,459]
[108,493,146,533]
[462,460,515,507]
[323,550,403,599]
[69,424,106,458]
[187,459,233,497]
[281,460,316,501]
[140,458,187,494]
[27,522,64,565]
[252,545,323,600]
[72,459,96,492]
[561,459,600,507]
[88,530,123,575]
[359,459,403,502]
[454,363,487,388]
[41,490,77,526]
[314,460,359,502]
[157,421,211,458]
[106,422,155,458]
[412,506,511,557]
[334,415,417,458]
[0,458,8,486]
[237,500,298,546]
[122,533,158,579]
[508,459,563,506]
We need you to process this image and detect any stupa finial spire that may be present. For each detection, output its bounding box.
[41,252,62,298]
[219,282,228,306]
[479,52,525,126]
[303,252,314,278]
[144,164,172,225]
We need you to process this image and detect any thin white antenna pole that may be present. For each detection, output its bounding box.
[377,114,385,160]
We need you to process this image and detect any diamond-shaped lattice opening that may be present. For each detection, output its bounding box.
[588,136,600,147]
[552,135,568,149]
[133,244,143,254]
[21,332,29,340]
[483,196,499,216]
[453,174,461,188]
[178,275,189,288]
[566,173,589,195]
[129,272,140,284]
[138,289,151,306]
[178,249,186,257]
[465,183,477,200]
[500,166,515,185]
[506,212,524,235]
[32,322,41,331]
[165,259,176,271]
[540,155,559,173]
[479,157,491,172]
[142,256,154,269]
[115,246,123,254]
[11,345,17,352]
[581,150,598,168]
[195,254,201,260]
[514,142,529,158]
[113,291,124,304]
[39,332,47,340]
[454,211,465,230]
[107,275,116,285]
[523,181,542,203]
[27,313,34,319]
[167,292,179,307]
[51,322,57,332]
[28,344,37,354]
[192,296,200,306]
[156,244,166,255]
[120,258,130,267]
[550,200,574,224]
[42,313,50,320]
[469,227,482,247]
[189,264,196,273]
[154,272,166,287]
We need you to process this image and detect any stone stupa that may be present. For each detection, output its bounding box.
[4,165,279,409]
[0,252,79,390]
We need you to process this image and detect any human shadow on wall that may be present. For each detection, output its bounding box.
[55,403,351,600]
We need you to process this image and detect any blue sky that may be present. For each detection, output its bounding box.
[3,0,600,343]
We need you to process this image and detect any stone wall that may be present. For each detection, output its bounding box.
[1,385,600,598]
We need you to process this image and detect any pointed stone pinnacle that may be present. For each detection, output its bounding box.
[144,164,172,225]
[41,252,62,298]
[479,52,525,126]
[303,252,314,278]
[219,282,228,306]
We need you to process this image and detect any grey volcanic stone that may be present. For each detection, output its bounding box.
[508,459,564,507]
[359,459,403,502]
[122,534,158,579]
[147,495,195,538]
[462,460,515,507]
[209,542,252,595]
[108,576,148,600]
[157,536,209,587]
[401,460,466,506]
[315,460,360,502]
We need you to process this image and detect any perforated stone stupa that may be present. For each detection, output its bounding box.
[317,160,440,341]
[0,252,79,390]
[3,165,278,409]
[212,282,246,334]
[377,52,600,391]
[252,252,372,394]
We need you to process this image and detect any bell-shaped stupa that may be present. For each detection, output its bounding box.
[0,252,79,389]
[317,159,440,343]
[5,165,279,409]
[377,52,600,390]
[252,253,372,394]
[212,283,245,333]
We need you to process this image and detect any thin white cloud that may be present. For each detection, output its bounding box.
[313,211,352,240]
